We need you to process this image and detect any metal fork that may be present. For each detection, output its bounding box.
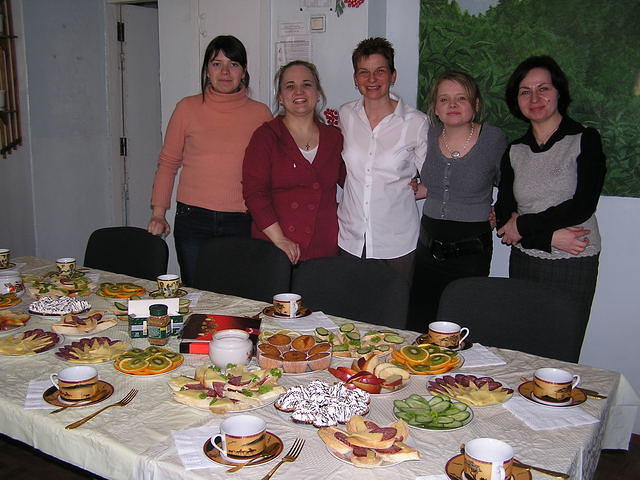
[260,438,304,480]
[65,389,138,430]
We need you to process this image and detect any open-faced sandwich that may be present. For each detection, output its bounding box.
[318,416,419,468]
[0,310,30,331]
[169,364,285,414]
[51,310,116,335]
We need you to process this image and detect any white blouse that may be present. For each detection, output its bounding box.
[337,96,429,259]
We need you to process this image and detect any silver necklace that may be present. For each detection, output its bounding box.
[442,123,475,158]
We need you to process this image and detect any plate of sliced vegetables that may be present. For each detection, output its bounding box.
[97,282,146,298]
[394,394,473,431]
[390,344,463,375]
[316,323,405,358]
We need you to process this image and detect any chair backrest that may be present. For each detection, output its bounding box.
[290,256,410,329]
[84,227,169,281]
[436,277,588,362]
[193,237,292,303]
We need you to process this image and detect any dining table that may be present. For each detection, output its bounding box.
[1,256,638,480]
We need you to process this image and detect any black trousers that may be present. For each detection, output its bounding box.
[407,217,492,333]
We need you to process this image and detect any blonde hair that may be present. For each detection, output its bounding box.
[274,60,327,122]
[427,70,483,124]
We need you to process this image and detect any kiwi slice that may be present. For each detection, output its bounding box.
[128,348,145,356]
[146,355,171,371]
[118,357,149,372]
[163,351,182,361]
[401,345,429,362]
[144,346,162,355]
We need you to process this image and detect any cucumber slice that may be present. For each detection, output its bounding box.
[409,394,429,403]
[344,331,360,341]
[332,344,349,352]
[431,401,451,413]
[315,327,330,337]
[451,411,471,422]
[415,414,435,423]
[374,344,390,352]
[405,398,427,409]
[435,416,454,424]
[453,402,469,411]
[446,420,463,428]
[356,346,373,354]
[114,301,127,311]
[428,396,445,407]
[384,334,404,344]
[394,411,414,422]
[339,323,355,333]
[393,400,410,410]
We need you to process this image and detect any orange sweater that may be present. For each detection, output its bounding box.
[150,86,272,212]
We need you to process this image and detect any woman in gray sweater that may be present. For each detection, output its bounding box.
[408,71,507,331]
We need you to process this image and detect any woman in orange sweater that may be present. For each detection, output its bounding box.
[148,35,271,286]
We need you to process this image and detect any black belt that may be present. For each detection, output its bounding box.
[421,228,491,262]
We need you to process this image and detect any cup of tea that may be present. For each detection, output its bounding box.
[427,321,469,348]
[50,366,99,402]
[533,367,581,403]
[212,415,267,461]
[157,273,181,297]
[464,438,514,480]
[273,293,302,318]
[0,248,10,269]
[56,257,77,275]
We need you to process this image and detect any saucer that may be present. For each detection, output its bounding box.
[445,453,531,480]
[0,263,17,270]
[203,431,283,466]
[262,306,311,319]
[43,380,114,407]
[414,334,472,351]
[148,288,188,299]
[517,381,587,408]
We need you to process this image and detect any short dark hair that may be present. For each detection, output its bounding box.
[352,37,395,73]
[200,35,250,99]
[427,70,484,124]
[505,55,571,121]
[274,60,327,123]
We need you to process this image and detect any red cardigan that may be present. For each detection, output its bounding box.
[243,116,345,261]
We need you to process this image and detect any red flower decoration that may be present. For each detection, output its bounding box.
[324,108,340,127]
[345,0,365,7]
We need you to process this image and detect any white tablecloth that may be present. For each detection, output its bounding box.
[1,257,638,480]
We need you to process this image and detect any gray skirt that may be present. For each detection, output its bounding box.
[509,247,599,317]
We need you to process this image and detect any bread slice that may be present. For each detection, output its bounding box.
[209,397,236,413]
[168,376,199,392]
[389,419,409,443]
[172,389,213,409]
[375,441,420,463]
[347,432,395,450]
[346,415,369,433]
[318,427,352,455]
[350,449,383,468]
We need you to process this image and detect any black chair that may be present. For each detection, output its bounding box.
[84,227,169,281]
[290,256,410,329]
[193,237,292,303]
[436,277,587,362]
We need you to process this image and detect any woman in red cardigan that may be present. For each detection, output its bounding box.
[243,61,345,263]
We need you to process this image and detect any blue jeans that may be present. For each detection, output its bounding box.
[173,202,252,287]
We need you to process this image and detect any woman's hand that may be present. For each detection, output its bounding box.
[497,212,522,245]
[552,226,590,255]
[488,205,497,230]
[410,178,428,200]
[147,206,170,236]
[262,223,301,264]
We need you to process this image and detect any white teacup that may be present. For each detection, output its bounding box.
[427,321,470,348]
[0,248,11,269]
[56,257,77,275]
[533,367,581,404]
[212,415,267,461]
[273,293,302,318]
[157,273,181,297]
[50,366,98,402]
[464,438,514,480]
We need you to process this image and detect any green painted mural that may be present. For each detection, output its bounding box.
[419,0,640,197]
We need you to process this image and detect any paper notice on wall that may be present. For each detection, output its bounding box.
[275,35,312,70]
[301,0,333,8]
[278,21,307,38]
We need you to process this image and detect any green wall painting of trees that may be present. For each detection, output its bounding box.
[419,0,640,197]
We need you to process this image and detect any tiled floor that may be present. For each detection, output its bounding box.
[1,433,638,479]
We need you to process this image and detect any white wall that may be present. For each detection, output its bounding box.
[0,0,115,263]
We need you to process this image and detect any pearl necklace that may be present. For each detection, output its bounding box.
[442,123,475,158]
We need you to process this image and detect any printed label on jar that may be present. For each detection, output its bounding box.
[148,325,168,339]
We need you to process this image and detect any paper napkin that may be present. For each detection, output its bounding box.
[503,396,599,430]
[274,311,337,331]
[461,343,507,368]
[172,423,222,470]
[24,380,57,410]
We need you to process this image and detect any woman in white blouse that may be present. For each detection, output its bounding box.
[337,37,429,282]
